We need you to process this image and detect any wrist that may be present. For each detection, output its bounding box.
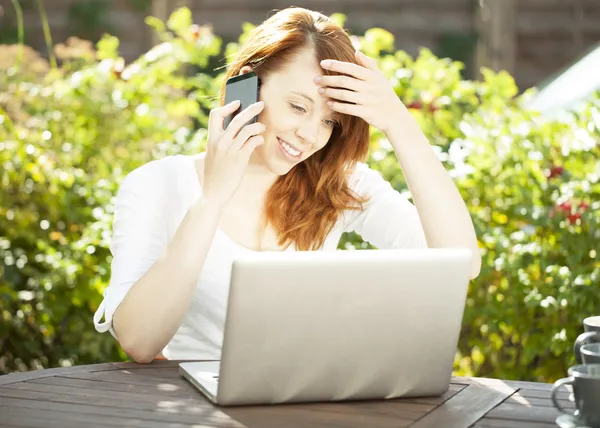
[381,100,408,136]
[385,110,428,149]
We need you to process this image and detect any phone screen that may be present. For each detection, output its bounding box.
[223,72,260,129]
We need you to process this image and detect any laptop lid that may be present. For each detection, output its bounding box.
[217,248,472,406]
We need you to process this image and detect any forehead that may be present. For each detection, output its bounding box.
[268,47,322,85]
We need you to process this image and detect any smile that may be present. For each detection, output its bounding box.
[277,137,303,159]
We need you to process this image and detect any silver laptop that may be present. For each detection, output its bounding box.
[180,248,472,406]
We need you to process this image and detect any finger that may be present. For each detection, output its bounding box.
[320,59,370,80]
[239,135,265,160]
[231,122,266,151]
[327,100,364,118]
[355,50,379,72]
[224,101,265,138]
[319,87,361,104]
[315,75,364,92]
[209,100,241,133]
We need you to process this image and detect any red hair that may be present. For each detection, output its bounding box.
[220,7,370,250]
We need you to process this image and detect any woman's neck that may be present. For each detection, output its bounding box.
[235,153,279,202]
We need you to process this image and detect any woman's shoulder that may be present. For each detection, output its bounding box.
[346,161,388,194]
[120,154,199,198]
[125,154,192,178]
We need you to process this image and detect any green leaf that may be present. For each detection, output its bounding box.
[145,16,165,34]
[481,68,518,99]
[96,34,120,60]
[166,7,192,36]
[238,22,256,46]
[363,28,395,56]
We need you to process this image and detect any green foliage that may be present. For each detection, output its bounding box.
[0,8,219,373]
[1,8,599,383]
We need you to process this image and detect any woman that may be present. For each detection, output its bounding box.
[93,7,481,363]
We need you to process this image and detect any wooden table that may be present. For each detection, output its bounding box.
[0,360,573,428]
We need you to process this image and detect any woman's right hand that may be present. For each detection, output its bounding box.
[202,100,266,210]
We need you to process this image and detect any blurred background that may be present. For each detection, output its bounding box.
[3,0,600,94]
[0,0,599,384]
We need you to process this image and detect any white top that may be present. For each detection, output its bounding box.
[93,154,427,360]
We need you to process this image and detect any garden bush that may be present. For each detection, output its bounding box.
[1,7,598,382]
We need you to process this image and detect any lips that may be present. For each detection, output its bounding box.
[277,137,304,159]
[278,137,303,153]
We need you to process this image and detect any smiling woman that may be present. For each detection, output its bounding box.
[219,13,372,252]
[92,6,481,364]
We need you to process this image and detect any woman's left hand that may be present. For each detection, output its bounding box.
[315,51,405,135]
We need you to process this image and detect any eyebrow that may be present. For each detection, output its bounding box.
[291,91,314,104]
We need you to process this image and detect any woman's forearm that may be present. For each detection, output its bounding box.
[112,198,223,363]
[386,115,482,279]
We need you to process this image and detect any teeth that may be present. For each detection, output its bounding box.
[280,139,301,157]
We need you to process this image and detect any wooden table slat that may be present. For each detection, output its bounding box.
[473,418,558,428]
[0,405,216,428]
[0,387,215,413]
[409,381,517,428]
[0,398,244,427]
[111,360,194,369]
[28,375,201,398]
[504,394,575,409]
[485,402,562,424]
[472,417,559,428]
[3,379,206,403]
[61,370,198,387]
[1,425,36,428]
[456,377,553,392]
[0,363,120,386]
[515,387,571,400]
[0,413,94,428]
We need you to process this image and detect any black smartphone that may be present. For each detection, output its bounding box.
[223,71,260,129]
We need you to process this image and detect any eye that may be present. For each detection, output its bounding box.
[290,103,307,113]
[323,119,338,128]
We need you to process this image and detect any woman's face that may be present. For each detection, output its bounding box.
[244,47,341,176]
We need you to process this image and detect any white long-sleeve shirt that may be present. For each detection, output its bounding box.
[93,154,427,360]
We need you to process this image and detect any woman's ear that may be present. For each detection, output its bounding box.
[239,66,253,75]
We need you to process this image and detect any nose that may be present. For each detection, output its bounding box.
[295,119,319,149]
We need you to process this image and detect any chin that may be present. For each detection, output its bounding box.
[265,157,297,176]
